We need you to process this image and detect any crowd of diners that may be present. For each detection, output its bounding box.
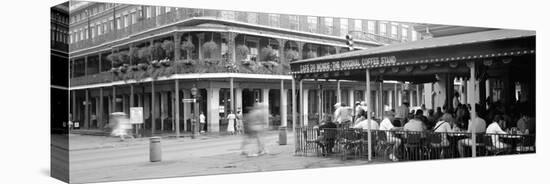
[315,94,536,161]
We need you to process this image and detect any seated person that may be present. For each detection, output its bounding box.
[353,111,379,130]
[458,108,487,157]
[432,113,454,147]
[315,121,338,156]
[379,111,401,161]
[403,114,427,132]
[353,108,366,127]
[486,114,510,149]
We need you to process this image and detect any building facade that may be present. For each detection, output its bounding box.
[68,1,421,135]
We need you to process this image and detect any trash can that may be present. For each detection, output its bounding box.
[278,126,287,145]
[149,137,162,162]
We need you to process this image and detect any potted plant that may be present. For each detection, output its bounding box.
[306,50,317,59]
[107,53,120,68]
[161,40,174,60]
[285,50,300,62]
[236,44,249,60]
[151,42,165,61]
[181,35,195,61]
[118,51,130,66]
[202,40,218,59]
[260,45,278,61]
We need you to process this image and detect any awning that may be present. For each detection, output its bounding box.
[290,29,536,82]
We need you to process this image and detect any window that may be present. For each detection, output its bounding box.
[412,30,418,41]
[146,6,152,18]
[307,16,318,33]
[131,12,136,25]
[91,24,95,39]
[391,23,398,38]
[97,23,102,36]
[367,21,375,34]
[401,27,408,41]
[84,28,88,39]
[165,7,171,13]
[289,15,299,30]
[379,22,387,36]
[340,19,348,36]
[221,10,236,20]
[116,17,121,29]
[124,14,129,28]
[354,19,362,31]
[324,17,333,35]
[156,6,161,16]
[268,14,280,27]
[247,12,257,24]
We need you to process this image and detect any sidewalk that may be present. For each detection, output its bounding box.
[68,130,281,151]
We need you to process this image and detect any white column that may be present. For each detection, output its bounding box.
[365,69,372,161]
[416,85,421,107]
[262,88,270,128]
[299,80,303,127]
[424,83,433,109]
[348,89,355,109]
[235,88,243,114]
[303,89,309,126]
[485,79,491,99]
[394,83,398,109]
[207,88,220,132]
[175,80,180,137]
[388,90,393,110]
[230,78,234,113]
[337,80,341,103]
[409,91,414,107]
[292,79,296,129]
[160,92,167,131]
[280,80,287,127]
[467,62,477,157]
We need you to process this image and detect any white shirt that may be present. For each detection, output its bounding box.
[227,114,236,123]
[379,118,394,131]
[433,121,453,133]
[353,119,379,130]
[199,114,206,123]
[486,122,507,146]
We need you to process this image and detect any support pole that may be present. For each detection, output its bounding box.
[280,79,287,127]
[337,80,341,104]
[151,81,156,135]
[175,79,180,138]
[230,78,234,113]
[366,69,372,161]
[468,62,477,157]
[292,77,296,130]
[299,79,303,127]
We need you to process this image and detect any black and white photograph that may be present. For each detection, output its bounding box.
[3,0,548,184]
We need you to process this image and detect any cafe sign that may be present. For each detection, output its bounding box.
[297,55,397,73]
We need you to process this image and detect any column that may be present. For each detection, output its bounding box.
[227,32,237,63]
[71,91,76,122]
[174,80,180,137]
[394,83,398,109]
[235,88,243,114]
[112,86,116,112]
[151,81,156,135]
[292,78,296,129]
[374,88,379,116]
[299,80,303,127]
[262,88,270,128]
[130,85,134,108]
[98,88,104,129]
[303,89,309,126]
[160,92,167,131]
[122,93,128,114]
[365,69,372,161]
[207,87,221,132]
[388,90,393,110]
[183,89,191,131]
[277,39,285,64]
[409,90,414,108]
[424,83,433,109]
[98,53,102,72]
[230,78,234,112]
[467,62,477,157]
[84,89,90,129]
[485,79,491,101]
[337,80,341,104]
[174,33,181,61]
[280,80,287,127]
[84,56,88,76]
[416,85,421,107]
[197,33,204,60]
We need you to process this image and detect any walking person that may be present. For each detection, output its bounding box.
[199,112,206,134]
[227,110,236,135]
[240,103,268,156]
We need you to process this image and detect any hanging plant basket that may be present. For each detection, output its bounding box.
[110,67,119,74]
[202,40,218,59]
[236,44,249,59]
[285,50,300,62]
[151,60,161,68]
[130,65,139,71]
[119,64,128,73]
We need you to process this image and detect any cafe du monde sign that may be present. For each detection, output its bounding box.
[298,55,397,73]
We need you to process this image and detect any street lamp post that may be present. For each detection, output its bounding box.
[190,86,199,139]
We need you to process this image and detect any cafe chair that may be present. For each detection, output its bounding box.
[427,133,450,159]
[403,132,426,161]
[517,135,536,153]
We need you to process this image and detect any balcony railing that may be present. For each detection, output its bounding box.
[69,59,291,87]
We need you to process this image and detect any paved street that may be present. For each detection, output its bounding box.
[68,131,375,183]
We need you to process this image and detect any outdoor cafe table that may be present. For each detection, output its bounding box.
[500,134,523,154]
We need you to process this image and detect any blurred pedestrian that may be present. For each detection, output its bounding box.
[241,103,268,156]
[110,112,134,141]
